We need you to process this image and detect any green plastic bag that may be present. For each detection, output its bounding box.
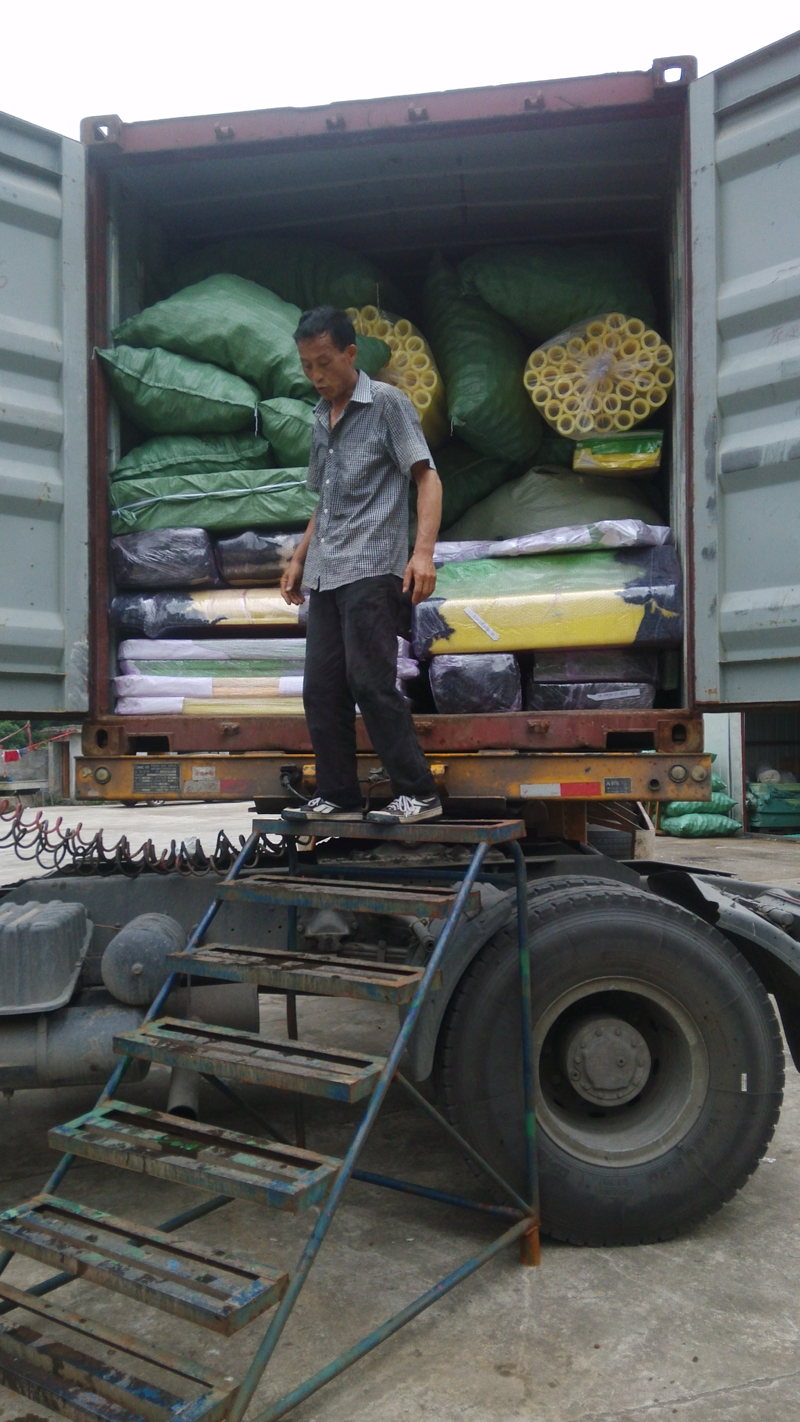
[458,244,657,346]
[110,466,317,535]
[660,814,742,838]
[412,439,514,536]
[114,275,313,401]
[711,773,728,792]
[258,399,315,469]
[423,254,542,464]
[355,335,391,377]
[663,793,737,818]
[443,466,662,541]
[169,238,405,315]
[113,432,271,483]
[97,346,259,435]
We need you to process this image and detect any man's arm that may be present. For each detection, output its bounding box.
[403,461,442,606]
[280,510,316,606]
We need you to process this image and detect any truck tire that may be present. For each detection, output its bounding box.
[438,882,784,1244]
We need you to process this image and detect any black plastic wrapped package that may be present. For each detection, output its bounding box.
[429,654,522,714]
[531,648,659,684]
[110,528,219,590]
[527,680,655,711]
[215,531,304,585]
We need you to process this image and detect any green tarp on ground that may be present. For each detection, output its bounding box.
[113,432,271,482]
[443,465,662,540]
[458,243,657,345]
[168,237,405,314]
[113,275,313,401]
[110,466,317,535]
[97,346,258,435]
[423,254,542,464]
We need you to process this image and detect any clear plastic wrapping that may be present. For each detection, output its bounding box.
[527,681,655,711]
[434,520,671,565]
[111,589,303,637]
[110,528,219,590]
[215,531,304,585]
[347,306,448,448]
[531,648,659,684]
[573,431,663,474]
[523,313,675,438]
[429,654,522,714]
[116,696,306,716]
[114,674,304,700]
[118,637,307,670]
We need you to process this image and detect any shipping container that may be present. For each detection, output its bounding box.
[1,35,800,812]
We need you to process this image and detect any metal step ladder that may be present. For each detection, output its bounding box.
[0,816,537,1422]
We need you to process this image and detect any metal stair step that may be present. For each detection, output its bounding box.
[0,1279,234,1422]
[168,944,438,1004]
[215,873,479,920]
[257,816,525,844]
[114,1018,384,1102]
[49,1101,340,1212]
[0,1195,286,1335]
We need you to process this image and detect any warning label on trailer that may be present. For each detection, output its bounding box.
[132,762,181,795]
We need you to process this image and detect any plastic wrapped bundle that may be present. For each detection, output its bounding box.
[215,531,304,585]
[116,696,306,716]
[412,546,683,658]
[430,655,521,714]
[527,681,655,711]
[110,467,317,535]
[573,432,663,475]
[118,638,307,674]
[442,466,661,542]
[423,254,542,463]
[347,306,448,448]
[110,529,219,590]
[434,520,671,565]
[523,314,674,439]
[112,433,271,483]
[663,793,737,819]
[113,276,313,400]
[115,674,303,699]
[531,648,658,684]
[97,347,259,435]
[111,589,304,637]
[168,237,406,314]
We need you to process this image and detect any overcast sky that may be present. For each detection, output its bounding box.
[2,1,798,139]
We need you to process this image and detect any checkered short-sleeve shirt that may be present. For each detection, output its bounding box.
[303,370,434,592]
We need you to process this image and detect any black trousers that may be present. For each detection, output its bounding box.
[303,574,436,809]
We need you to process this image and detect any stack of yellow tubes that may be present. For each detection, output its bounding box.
[347,305,448,448]
[522,313,675,438]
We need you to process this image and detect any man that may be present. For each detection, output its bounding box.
[279,305,443,826]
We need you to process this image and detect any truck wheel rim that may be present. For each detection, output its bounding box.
[533,975,709,1167]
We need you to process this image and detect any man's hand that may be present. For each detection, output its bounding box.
[280,555,307,606]
[403,550,437,605]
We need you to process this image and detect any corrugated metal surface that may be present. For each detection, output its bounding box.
[690,32,800,705]
[0,112,88,712]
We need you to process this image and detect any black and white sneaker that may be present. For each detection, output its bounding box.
[366,794,442,825]
[282,797,363,823]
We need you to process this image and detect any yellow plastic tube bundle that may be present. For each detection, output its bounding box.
[522,313,675,439]
[347,305,448,448]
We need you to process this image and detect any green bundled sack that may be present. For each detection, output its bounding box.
[355,335,391,377]
[661,814,742,838]
[169,238,405,314]
[110,466,317,535]
[114,276,313,401]
[423,254,542,464]
[112,432,271,483]
[663,793,737,818]
[97,346,259,435]
[458,244,657,345]
[411,439,515,536]
[443,466,662,540]
[258,399,315,468]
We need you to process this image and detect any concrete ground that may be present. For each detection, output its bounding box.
[0,805,799,1421]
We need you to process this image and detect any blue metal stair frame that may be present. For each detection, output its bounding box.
[0,820,538,1422]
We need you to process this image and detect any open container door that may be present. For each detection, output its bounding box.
[0,111,88,713]
[690,31,800,706]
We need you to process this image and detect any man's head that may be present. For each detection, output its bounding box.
[294,306,358,403]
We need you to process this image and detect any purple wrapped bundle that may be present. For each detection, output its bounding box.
[430,654,521,714]
[527,680,655,711]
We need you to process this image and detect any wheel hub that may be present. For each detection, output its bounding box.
[563,1014,652,1105]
